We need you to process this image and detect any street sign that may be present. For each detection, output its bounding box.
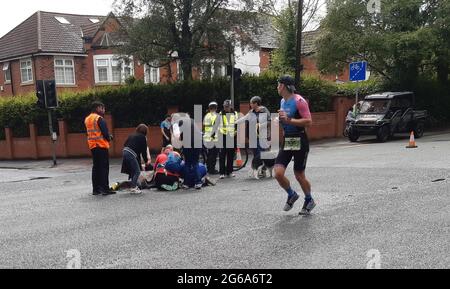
[349,61,367,82]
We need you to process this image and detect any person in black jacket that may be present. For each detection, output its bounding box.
[172,114,204,189]
[121,124,151,194]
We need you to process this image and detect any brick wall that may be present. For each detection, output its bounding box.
[260,49,272,72]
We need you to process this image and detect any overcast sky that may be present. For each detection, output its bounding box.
[0,0,114,38]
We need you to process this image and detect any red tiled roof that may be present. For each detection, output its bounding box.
[0,11,106,61]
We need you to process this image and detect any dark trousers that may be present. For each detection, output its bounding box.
[91,147,110,193]
[123,150,141,188]
[219,136,236,175]
[182,147,202,186]
[163,135,171,148]
[251,138,261,170]
[206,147,218,173]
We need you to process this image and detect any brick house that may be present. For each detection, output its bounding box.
[252,27,350,82]
[0,11,349,98]
[0,11,184,97]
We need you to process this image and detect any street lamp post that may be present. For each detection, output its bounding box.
[295,0,304,88]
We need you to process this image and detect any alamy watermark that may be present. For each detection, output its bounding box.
[367,0,381,14]
[66,249,81,269]
[366,249,382,269]
[170,105,280,160]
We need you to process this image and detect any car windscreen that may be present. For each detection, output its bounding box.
[359,100,390,114]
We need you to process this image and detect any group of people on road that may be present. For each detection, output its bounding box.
[84,75,317,215]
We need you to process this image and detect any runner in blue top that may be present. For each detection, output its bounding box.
[275,75,316,215]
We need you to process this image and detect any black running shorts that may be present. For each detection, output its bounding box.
[275,133,310,172]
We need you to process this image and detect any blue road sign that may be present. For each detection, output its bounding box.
[349,61,367,82]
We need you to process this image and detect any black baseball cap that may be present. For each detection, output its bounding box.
[278,75,296,91]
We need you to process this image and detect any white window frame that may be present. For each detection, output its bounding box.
[144,62,160,84]
[20,58,33,84]
[2,62,11,83]
[200,59,226,80]
[54,57,76,85]
[213,63,226,78]
[93,55,134,84]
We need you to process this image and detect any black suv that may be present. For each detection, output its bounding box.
[348,92,427,142]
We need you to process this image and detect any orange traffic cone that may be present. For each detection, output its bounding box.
[406,131,418,148]
[235,148,243,167]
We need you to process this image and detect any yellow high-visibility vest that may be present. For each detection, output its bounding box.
[203,112,218,142]
[220,112,238,137]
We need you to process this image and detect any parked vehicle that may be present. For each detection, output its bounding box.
[347,92,427,142]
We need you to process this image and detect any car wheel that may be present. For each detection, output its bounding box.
[377,125,390,142]
[414,122,424,139]
[348,128,360,142]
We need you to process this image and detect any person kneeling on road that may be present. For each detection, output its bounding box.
[153,146,216,191]
[154,146,182,191]
[121,124,151,195]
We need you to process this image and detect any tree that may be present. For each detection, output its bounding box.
[316,0,449,87]
[113,0,273,81]
[268,0,324,74]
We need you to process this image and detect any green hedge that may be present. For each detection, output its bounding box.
[0,75,341,135]
[2,74,447,137]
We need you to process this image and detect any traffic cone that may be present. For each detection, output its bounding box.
[406,131,418,149]
[235,148,243,167]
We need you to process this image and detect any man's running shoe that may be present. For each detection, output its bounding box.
[219,175,225,179]
[299,198,316,215]
[195,183,203,190]
[283,193,299,212]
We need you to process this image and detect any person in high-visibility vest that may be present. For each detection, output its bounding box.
[84,101,114,196]
[203,102,220,175]
[219,100,238,179]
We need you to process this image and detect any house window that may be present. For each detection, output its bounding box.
[200,60,225,80]
[20,59,33,83]
[96,59,109,82]
[94,55,134,84]
[55,16,71,24]
[213,63,226,78]
[3,62,11,83]
[144,63,160,84]
[111,59,122,82]
[54,58,75,85]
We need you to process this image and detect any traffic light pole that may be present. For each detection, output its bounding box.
[295,0,304,88]
[47,109,57,167]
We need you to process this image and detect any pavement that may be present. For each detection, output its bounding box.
[0,131,449,269]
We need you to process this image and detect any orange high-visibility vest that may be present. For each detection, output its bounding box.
[84,113,110,150]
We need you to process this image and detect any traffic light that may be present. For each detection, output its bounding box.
[35,80,58,109]
[36,80,46,109]
[44,80,58,108]
[226,67,242,83]
[233,68,242,83]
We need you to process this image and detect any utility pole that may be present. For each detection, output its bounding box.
[229,45,235,109]
[295,0,304,88]
[47,109,57,167]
